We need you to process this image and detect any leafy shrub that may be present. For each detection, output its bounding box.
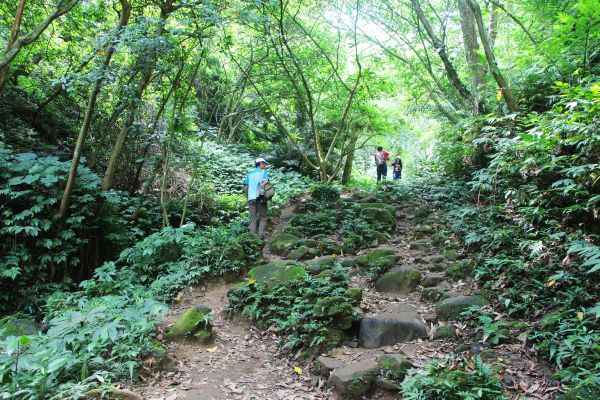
[0,290,167,398]
[401,356,506,400]
[310,184,340,203]
[284,210,341,237]
[0,146,138,313]
[228,266,359,355]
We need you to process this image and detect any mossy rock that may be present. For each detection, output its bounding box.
[443,249,459,261]
[378,354,413,381]
[421,284,454,302]
[360,207,395,226]
[269,234,302,255]
[312,296,355,330]
[346,287,363,303]
[193,329,213,344]
[446,263,466,281]
[0,319,39,339]
[434,324,458,339]
[305,256,336,273]
[302,238,320,248]
[355,248,398,268]
[436,295,487,320]
[328,360,380,399]
[165,304,212,341]
[248,261,308,288]
[355,202,396,215]
[290,245,320,261]
[375,266,422,294]
[557,382,600,400]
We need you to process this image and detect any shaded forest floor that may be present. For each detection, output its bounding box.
[131,190,557,400]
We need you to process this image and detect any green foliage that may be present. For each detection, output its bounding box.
[310,184,341,203]
[0,290,167,398]
[401,356,506,400]
[0,146,143,312]
[228,266,358,355]
[284,210,341,237]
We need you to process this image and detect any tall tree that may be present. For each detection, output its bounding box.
[59,0,132,219]
[0,0,80,94]
[467,0,517,112]
[411,0,472,104]
[458,0,485,114]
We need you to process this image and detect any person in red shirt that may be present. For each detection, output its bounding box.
[373,146,389,182]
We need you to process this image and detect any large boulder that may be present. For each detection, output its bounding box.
[359,312,428,348]
[165,304,212,342]
[328,360,380,399]
[374,266,422,294]
[436,295,487,320]
[248,261,307,288]
[304,255,336,273]
[269,234,302,255]
[0,319,39,339]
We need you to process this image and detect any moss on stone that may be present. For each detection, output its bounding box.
[165,304,212,341]
[248,261,308,288]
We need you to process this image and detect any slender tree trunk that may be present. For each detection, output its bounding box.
[59,0,131,219]
[488,2,498,48]
[101,3,173,190]
[458,0,484,114]
[412,0,472,102]
[468,0,517,112]
[0,0,79,94]
[341,134,357,184]
[0,0,26,92]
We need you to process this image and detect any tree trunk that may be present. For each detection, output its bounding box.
[488,2,498,48]
[412,0,472,103]
[59,0,131,219]
[341,135,357,184]
[458,0,484,114]
[101,2,173,190]
[468,0,517,112]
[0,0,79,94]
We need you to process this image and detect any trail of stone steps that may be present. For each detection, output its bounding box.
[134,190,551,400]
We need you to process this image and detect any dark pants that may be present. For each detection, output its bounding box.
[377,163,387,182]
[248,199,267,239]
[393,170,402,180]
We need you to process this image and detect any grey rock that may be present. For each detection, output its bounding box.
[328,360,379,398]
[315,356,345,376]
[359,312,428,349]
[375,266,422,294]
[409,240,429,251]
[422,273,446,288]
[436,295,487,320]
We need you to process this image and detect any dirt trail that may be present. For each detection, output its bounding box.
[136,203,330,400]
[134,192,552,400]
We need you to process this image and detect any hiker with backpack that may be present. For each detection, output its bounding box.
[392,156,403,180]
[374,146,389,182]
[244,157,274,240]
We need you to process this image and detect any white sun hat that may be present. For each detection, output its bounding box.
[255,157,268,164]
